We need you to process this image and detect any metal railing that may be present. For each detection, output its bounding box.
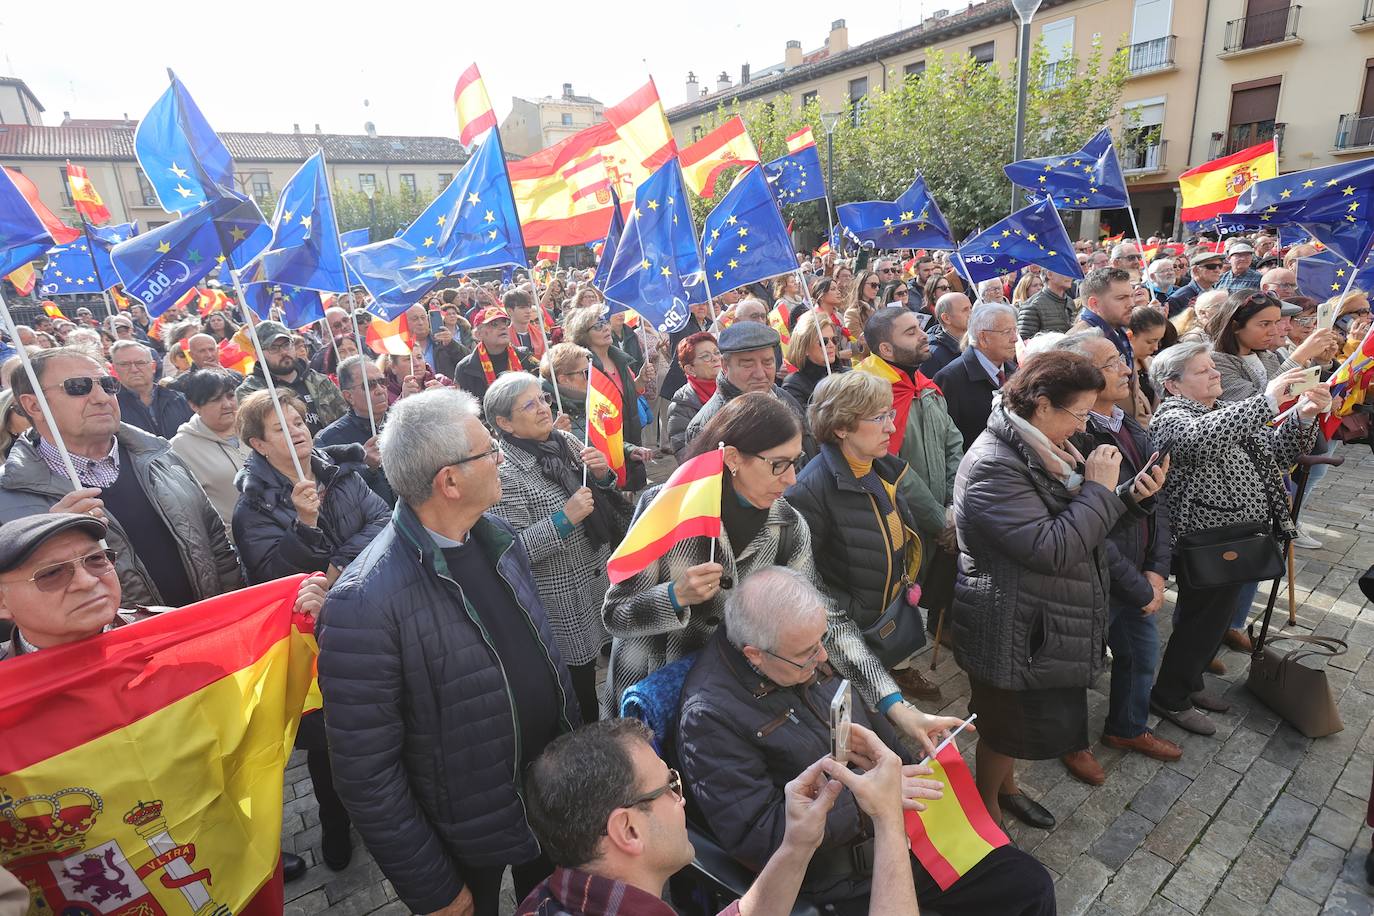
[1121,139,1167,173]
[1365,0,1374,24]
[1335,113,1374,149]
[1041,59,1074,90]
[1223,4,1301,52]
[1210,123,1284,159]
[1127,35,1177,74]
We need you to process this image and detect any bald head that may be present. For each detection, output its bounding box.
[1260,267,1298,298]
[934,292,973,336]
[187,333,220,369]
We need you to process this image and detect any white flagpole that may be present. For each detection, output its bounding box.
[229,268,306,482]
[796,268,829,376]
[710,441,724,565]
[350,313,378,440]
[0,288,83,490]
[917,712,978,767]
[583,365,593,487]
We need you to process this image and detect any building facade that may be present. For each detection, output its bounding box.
[500,83,605,157]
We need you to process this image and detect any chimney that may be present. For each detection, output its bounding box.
[930,8,949,19]
[562,82,573,99]
[62,110,71,122]
[314,123,321,133]
[686,71,699,104]
[827,19,849,54]
[293,122,301,133]
[741,63,751,85]
[364,121,377,138]
[716,71,732,93]
[785,40,803,70]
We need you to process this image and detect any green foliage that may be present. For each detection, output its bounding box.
[329,189,438,240]
[689,36,1130,242]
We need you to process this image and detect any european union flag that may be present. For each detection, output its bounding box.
[134,71,237,214]
[602,159,706,333]
[242,282,325,327]
[955,198,1083,284]
[701,166,796,295]
[763,145,825,206]
[591,188,625,292]
[836,174,954,250]
[1234,158,1374,264]
[344,130,526,317]
[339,228,370,251]
[0,167,55,278]
[244,151,347,294]
[39,222,136,295]
[1005,129,1129,210]
[1297,250,1374,301]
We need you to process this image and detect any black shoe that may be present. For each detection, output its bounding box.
[998,793,1056,830]
[321,826,353,871]
[282,851,307,882]
[1366,848,1374,885]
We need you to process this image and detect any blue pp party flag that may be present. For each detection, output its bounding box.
[245,151,347,294]
[763,145,825,206]
[602,159,706,333]
[591,187,625,292]
[955,198,1083,284]
[39,222,135,295]
[702,165,796,295]
[836,174,954,250]
[134,71,237,214]
[344,130,526,317]
[1005,129,1129,210]
[0,168,56,278]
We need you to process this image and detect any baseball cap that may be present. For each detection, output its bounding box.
[253,320,292,345]
[0,513,108,575]
[473,307,511,328]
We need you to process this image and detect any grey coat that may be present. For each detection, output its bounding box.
[0,425,242,606]
[666,381,707,461]
[1212,349,1296,403]
[1017,287,1078,338]
[951,405,1124,690]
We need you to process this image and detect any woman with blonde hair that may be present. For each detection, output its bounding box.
[1012,272,1045,305]
[782,311,842,409]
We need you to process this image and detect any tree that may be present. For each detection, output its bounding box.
[689,36,1131,242]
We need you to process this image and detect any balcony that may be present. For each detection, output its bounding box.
[1041,59,1074,90]
[1126,36,1177,76]
[1221,5,1302,56]
[1121,140,1167,176]
[1208,124,1285,160]
[1357,0,1374,31]
[1334,113,1374,153]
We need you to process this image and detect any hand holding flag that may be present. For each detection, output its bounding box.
[607,448,723,583]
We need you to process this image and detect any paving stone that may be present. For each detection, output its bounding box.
[1267,884,1322,915]
[1145,803,1210,865]
[1199,892,1251,916]
[1198,814,1251,861]
[1160,845,1230,913]
[1261,725,1314,770]
[284,889,329,916]
[1322,880,1374,916]
[1139,898,1191,916]
[1233,756,1293,814]
[1130,767,1192,823]
[1054,854,1115,916]
[1036,808,1110,874]
[1178,762,1243,816]
[1255,792,1319,854]
[1286,753,1344,805]
[1326,788,1371,825]
[1213,726,1269,772]
[1311,806,1364,850]
[1217,836,1288,905]
[1089,810,1154,870]
[1282,834,1347,902]
[1081,771,1145,824]
[1335,754,1374,799]
[1098,848,1174,915]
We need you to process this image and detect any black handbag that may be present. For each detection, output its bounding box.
[1173,521,1282,590]
[860,526,926,667]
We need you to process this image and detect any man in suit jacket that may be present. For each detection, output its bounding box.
[933,301,1018,451]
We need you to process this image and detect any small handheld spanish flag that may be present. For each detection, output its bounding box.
[42,300,65,320]
[587,365,626,486]
[607,448,723,584]
[365,312,414,356]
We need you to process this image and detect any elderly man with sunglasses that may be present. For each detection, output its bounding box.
[0,347,242,608]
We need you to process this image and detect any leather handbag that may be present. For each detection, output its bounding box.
[1246,633,1347,737]
[861,528,926,668]
[1174,521,1282,590]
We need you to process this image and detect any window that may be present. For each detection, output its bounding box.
[1237,0,1296,50]
[904,60,926,81]
[561,113,573,126]
[359,173,377,195]
[691,125,704,142]
[970,41,995,66]
[251,174,271,203]
[1122,98,1165,170]
[1040,19,1075,88]
[58,167,73,206]
[399,173,417,194]
[802,90,818,108]
[135,168,158,207]
[1227,77,1281,155]
[436,172,453,188]
[848,77,868,126]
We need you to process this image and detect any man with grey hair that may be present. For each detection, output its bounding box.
[317,387,579,916]
[923,291,972,376]
[1110,241,1143,280]
[315,354,393,505]
[1017,271,1078,338]
[974,277,1007,305]
[679,566,1054,916]
[934,301,1019,450]
[110,339,194,438]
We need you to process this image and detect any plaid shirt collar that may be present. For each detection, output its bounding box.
[518,867,681,916]
[1089,406,1125,432]
[35,433,120,488]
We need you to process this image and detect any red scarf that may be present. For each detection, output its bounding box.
[478,342,521,384]
[855,355,942,454]
[687,375,718,404]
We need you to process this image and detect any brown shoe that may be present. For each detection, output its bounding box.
[1103,730,1184,762]
[1061,750,1106,785]
[1222,628,1253,652]
[1208,657,1228,675]
[891,666,942,703]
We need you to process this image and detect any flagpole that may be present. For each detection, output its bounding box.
[229,267,306,483]
[549,351,566,422]
[583,365,592,487]
[0,287,84,490]
[349,313,378,440]
[917,712,978,767]
[710,441,724,565]
[67,160,115,321]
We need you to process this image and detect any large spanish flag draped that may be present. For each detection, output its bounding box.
[1178,140,1278,225]
[905,743,1010,890]
[587,364,627,486]
[0,576,318,916]
[607,449,723,583]
[453,63,498,147]
[510,81,676,245]
[679,116,760,199]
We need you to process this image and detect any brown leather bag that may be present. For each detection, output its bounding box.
[1246,632,1346,738]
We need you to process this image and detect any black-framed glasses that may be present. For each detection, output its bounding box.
[265,338,294,353]
[1054,404,1092,424]
[451,442,503,466]
[745,452,804,476]
[763,641,825,671]
[0,548,118,593]
[45,376,121,397]
[934,283,951,292]
[621,768,683,809]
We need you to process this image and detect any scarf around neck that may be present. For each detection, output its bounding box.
[501,431,624,547]
[855,354,943,454]
[687,374,718,404]
[478,342,522,384]
[1001,397,1085,492]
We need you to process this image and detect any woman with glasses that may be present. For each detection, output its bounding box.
[564,308,652,489]
[485,372,631,721]
[781,311,843,410]
[843,270,882,354]
[666,332,719,460]
[952,351,1130,830]
[539,342,591,440]
[787,370,946,704]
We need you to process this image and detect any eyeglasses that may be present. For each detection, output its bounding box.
[111,359,153,373]
[621,768,683,809]
[1198,263,1223,270]
[934,284,950,292]
[878,268,897,274]
[518,392,554,413]
[451,442,503,466]
[0,548,118,593]
[693,350,722,363]
[45,376,121,397]
[762,639,825,671]
[864,281,880,289]
[1097,353,1129,371]
[861,409,898,425]
[265,339,294,353]
[1121,254,1143,262]
[744,452,804,476]
[1054,404,1092,424]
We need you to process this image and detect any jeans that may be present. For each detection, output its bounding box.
[1152,581,1245,711]
[1104,599,1160,739]
[1229,579,1260,630]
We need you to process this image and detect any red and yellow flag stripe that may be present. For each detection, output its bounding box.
[607,449,723,583]
[905,743,1009,890]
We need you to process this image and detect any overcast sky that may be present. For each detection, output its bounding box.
[2,0,950,137]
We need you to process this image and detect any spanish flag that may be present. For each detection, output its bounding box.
[768,301,793,345]
[1322,324,1374,436]
[1179,139,1279,226]
[0,576,318,916]
[42,300,65,319]
[587,364,626,486]
[453,63,497,147]
[6,263,36,296]
[787,126,817,153]
[219,337,254,375]
[906,742,1010,890]
[536,244,561,264]
[365,312,414,356]
[607,449,723,583]
[679,116,760,199]
[65,163,112,226]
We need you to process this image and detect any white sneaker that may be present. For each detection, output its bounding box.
[1293,527,1323,550]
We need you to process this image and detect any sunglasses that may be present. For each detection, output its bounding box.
[45,376,121,397]
[622,769,683,809]
[2,548,118,593]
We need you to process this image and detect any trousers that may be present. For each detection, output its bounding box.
[1152,581,1245,711]
[1104,598,1160,739]
[823,845,1056,916]
[459,853,552,916]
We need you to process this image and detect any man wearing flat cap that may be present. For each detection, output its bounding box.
[1166,250,1225,317]
[684,321,817,462]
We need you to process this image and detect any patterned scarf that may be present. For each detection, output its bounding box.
[477,342,521,385]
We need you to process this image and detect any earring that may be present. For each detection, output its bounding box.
[729,466,738,477]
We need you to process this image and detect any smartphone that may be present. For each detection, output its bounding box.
[429,310,445,337]
[1285,366,1321,400]
[830,679,853,761]
[1316,300,1338,331]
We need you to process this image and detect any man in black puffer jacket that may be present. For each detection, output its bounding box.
[317,388,579,916]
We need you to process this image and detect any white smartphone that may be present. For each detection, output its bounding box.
[830,679,853,761]
[1316,300,1338,330]
[1285,366,1322,400]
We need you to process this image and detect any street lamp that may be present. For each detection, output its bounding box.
[1010,0,1042,210]
[820,110,843,254]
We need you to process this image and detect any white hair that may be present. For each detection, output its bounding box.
[1150,339,1211,387]
[1022,331,1067,357]
[976,278,1004,299]
[380,387,482,505]
[723,566,827,653]
[967,301,1017,351]
[483,371,542,421]
[1146,259,1176,281]
[1049,328,1106,358]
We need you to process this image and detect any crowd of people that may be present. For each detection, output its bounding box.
[1,224,1371,916]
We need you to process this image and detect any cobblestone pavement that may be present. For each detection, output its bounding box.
[284,449,1374,916]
